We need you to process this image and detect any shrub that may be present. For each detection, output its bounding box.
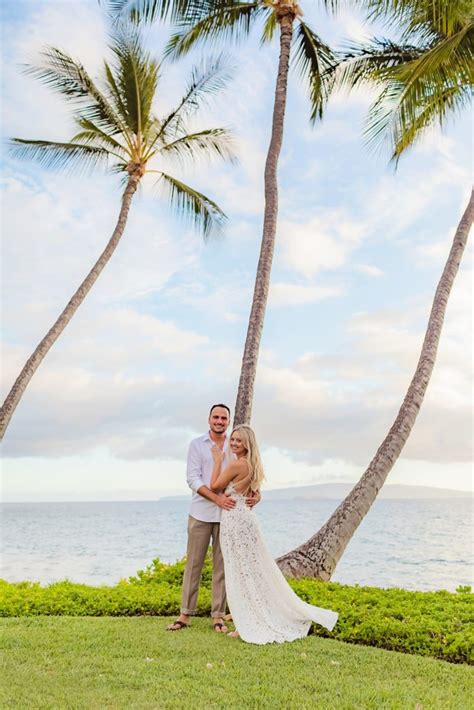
[1,555,472,665]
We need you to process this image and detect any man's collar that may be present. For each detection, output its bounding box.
[205,430,227,444]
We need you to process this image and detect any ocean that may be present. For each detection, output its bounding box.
[1,497,472,592]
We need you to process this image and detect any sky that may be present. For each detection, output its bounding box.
[1,0,472,502]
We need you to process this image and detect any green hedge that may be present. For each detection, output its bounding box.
[1,556,472,665]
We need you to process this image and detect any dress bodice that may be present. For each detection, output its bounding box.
[225,480,251,503]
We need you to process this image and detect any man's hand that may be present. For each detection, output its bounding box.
[245,490,261,509]
[216,493,236,510]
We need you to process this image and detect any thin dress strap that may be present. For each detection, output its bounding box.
[232,458,253,496]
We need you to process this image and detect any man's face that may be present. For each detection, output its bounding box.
[208,407,230,435]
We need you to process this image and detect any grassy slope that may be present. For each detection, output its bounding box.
[1,617,472,709]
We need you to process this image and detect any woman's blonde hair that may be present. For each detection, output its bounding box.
[231,425,265,493]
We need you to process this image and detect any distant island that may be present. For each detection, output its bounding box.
[7,482,470,504]
[163,482,472,502]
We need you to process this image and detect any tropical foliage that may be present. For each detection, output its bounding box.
[1,555,472,664]
[337,0,473,160]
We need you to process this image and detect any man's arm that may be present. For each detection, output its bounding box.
[186,440,205,494]
[196,484,236,510]
[246,489,261,509]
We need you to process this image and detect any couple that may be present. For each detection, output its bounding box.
[167,404,338,644]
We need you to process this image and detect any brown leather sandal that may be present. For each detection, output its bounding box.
[166,620,189,631]
[213,622,228,633]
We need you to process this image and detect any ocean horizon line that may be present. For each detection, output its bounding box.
[2,482,472,504]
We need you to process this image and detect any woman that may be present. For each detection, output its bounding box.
[210,424,338,644]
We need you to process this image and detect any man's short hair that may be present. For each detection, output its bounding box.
[209,403,231,418]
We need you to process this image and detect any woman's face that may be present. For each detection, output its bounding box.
[230,432,247,457]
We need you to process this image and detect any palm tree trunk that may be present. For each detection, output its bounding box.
[233,8,295,427]
[0,173,141,440]
[277,189,474,580]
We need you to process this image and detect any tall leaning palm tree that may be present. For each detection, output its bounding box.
[110,0,336,426]
[0,29,235,439]
[277,0,473,579]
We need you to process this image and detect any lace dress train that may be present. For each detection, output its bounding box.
[219,482,338,645]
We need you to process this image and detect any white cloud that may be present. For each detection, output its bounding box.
[97,308,209,355]
[337,10,374,43]
[1,174,199,348]
[353,264,384,278]
[268,282,342,306]
[278,210,365,277]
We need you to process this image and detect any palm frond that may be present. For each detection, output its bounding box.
[336,24,472,159]
[158,127,237,164]
[109,28,160,138]
[106,0,202,25]
[110,161,130,174]
[156,171,227,239]
[357,0,471,39]
[8,139,110,174]
[73,116,130,154]
[70,125,129,163]
[103,60,132,128]
[25,48,128,137]
[336,39,424,92]
[391,83,471,160]
[363,61,468,158]
[177,53,234,114]
[150,55,233,149]
[293,21,336,122]
[394,22,474,87]
[260,9,277,45]
[165,2,262,59]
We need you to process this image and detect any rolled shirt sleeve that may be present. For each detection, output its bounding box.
[186,440,204,493]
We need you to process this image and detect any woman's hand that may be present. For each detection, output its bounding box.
[211,445,224,463]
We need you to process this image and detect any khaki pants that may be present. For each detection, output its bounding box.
[180,515,226,618]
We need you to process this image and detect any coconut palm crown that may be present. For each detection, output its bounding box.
[11,29,235,235]
[335,0,473,161]
[0,28,235,439]
[111,1,335,123]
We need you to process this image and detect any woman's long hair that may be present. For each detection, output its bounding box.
[231,425,265,492]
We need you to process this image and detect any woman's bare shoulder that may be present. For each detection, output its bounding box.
[226,458,248,476]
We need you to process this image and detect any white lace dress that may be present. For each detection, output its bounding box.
[219,481,338,645]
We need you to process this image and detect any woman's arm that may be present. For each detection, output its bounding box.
[210,447,242,492]
[210,446,224,491]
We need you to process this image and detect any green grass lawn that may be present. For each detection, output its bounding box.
[1,617,472,709]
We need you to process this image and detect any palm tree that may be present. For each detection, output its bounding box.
[110,0,336,426]
[0,28,235,440]
[277,0,473,578]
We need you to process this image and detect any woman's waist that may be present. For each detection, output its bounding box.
[224,494,252,510]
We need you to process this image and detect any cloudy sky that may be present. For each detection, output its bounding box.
[1,0,472,501]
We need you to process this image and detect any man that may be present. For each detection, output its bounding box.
[167,404,260,633]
